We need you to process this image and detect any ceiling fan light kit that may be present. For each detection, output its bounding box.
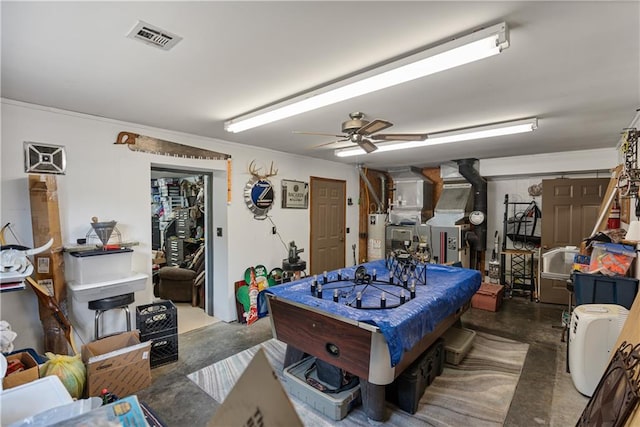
[224,22,509,133]
[334,118,538,157]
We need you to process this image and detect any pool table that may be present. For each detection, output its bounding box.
[265,259,481,421]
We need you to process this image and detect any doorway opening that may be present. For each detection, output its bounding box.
[151,166,218,333]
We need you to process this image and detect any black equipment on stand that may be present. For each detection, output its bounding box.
[282,241,306,281]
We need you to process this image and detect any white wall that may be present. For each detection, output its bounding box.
[1,99,360,352]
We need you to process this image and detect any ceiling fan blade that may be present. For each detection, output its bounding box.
[293,131,345,138]
[311,138,348,149]
[357,119,393,136]
[358,138,378,154]
[371,133,428,141]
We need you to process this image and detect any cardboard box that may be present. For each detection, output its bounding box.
[471,283,505,312]
[3,351,39,389]
[29,174,66,302]
[81,331,152,398]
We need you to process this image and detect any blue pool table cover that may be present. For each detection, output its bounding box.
[265,259,481,366]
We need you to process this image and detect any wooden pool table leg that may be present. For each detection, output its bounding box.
[284,344,306,368]
[359,378,387,421]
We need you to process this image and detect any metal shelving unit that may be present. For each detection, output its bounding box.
[501,195,538,301]
[501,249,535,301]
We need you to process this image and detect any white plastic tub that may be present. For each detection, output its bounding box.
[65,249,133,284]
[1,376,72,426]
[542,246,579,280]
[67,272,148,302]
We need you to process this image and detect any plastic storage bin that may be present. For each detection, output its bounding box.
[65,249,133,284]
[67,272,148,303]
[588,242,636,276]
[573,272,639,310]
[442,327,476,365]
[386,338,444,414]
[1,376,73,426]
[542,246,580,280]
[283,356,361,420]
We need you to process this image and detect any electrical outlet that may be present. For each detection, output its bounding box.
[216,227,223,237]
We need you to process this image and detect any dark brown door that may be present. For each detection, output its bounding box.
[310,177,346,275]
[540,178,609,304]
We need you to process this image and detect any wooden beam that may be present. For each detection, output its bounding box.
[591,164,623,235]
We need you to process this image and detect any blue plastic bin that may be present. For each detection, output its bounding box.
[573,272,639,310]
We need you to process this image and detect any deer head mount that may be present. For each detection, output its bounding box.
[248,160,278,181]
[244,160,277,219]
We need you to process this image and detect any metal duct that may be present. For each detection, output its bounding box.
[358,166,384,213]
[425,161,472,227]
[456,158,487,251]
[428,183,472,226]
[387,167,433,225]
[380,174,387,212]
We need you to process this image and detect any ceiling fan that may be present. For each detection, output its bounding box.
[294,112,428,153]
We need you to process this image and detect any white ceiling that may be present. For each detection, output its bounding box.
[2,1,639,170]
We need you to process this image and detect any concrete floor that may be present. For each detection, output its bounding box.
[137,297,589,426]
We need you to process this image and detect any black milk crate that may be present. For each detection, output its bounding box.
[144,330,179,368]
[136,300,178,337]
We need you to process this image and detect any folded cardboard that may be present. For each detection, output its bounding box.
[208,348,303,427]
[29,174,66,302]
[3,351,39,389]
[81,331,151,398]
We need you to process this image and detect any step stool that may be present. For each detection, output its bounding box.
[88,293,134,340]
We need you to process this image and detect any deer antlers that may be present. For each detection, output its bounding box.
[248,160,278,180]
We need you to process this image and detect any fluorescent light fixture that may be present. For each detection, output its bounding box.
[334,118,538,157]
[225,22,509,133]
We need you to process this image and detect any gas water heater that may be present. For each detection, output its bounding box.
[367,213,386,261]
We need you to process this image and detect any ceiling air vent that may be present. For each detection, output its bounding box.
[127,20,182,51]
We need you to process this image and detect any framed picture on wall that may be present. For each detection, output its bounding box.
[281,180,308,209]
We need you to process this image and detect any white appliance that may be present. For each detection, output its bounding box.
[367,214,387,261]
[568,304,629,397]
